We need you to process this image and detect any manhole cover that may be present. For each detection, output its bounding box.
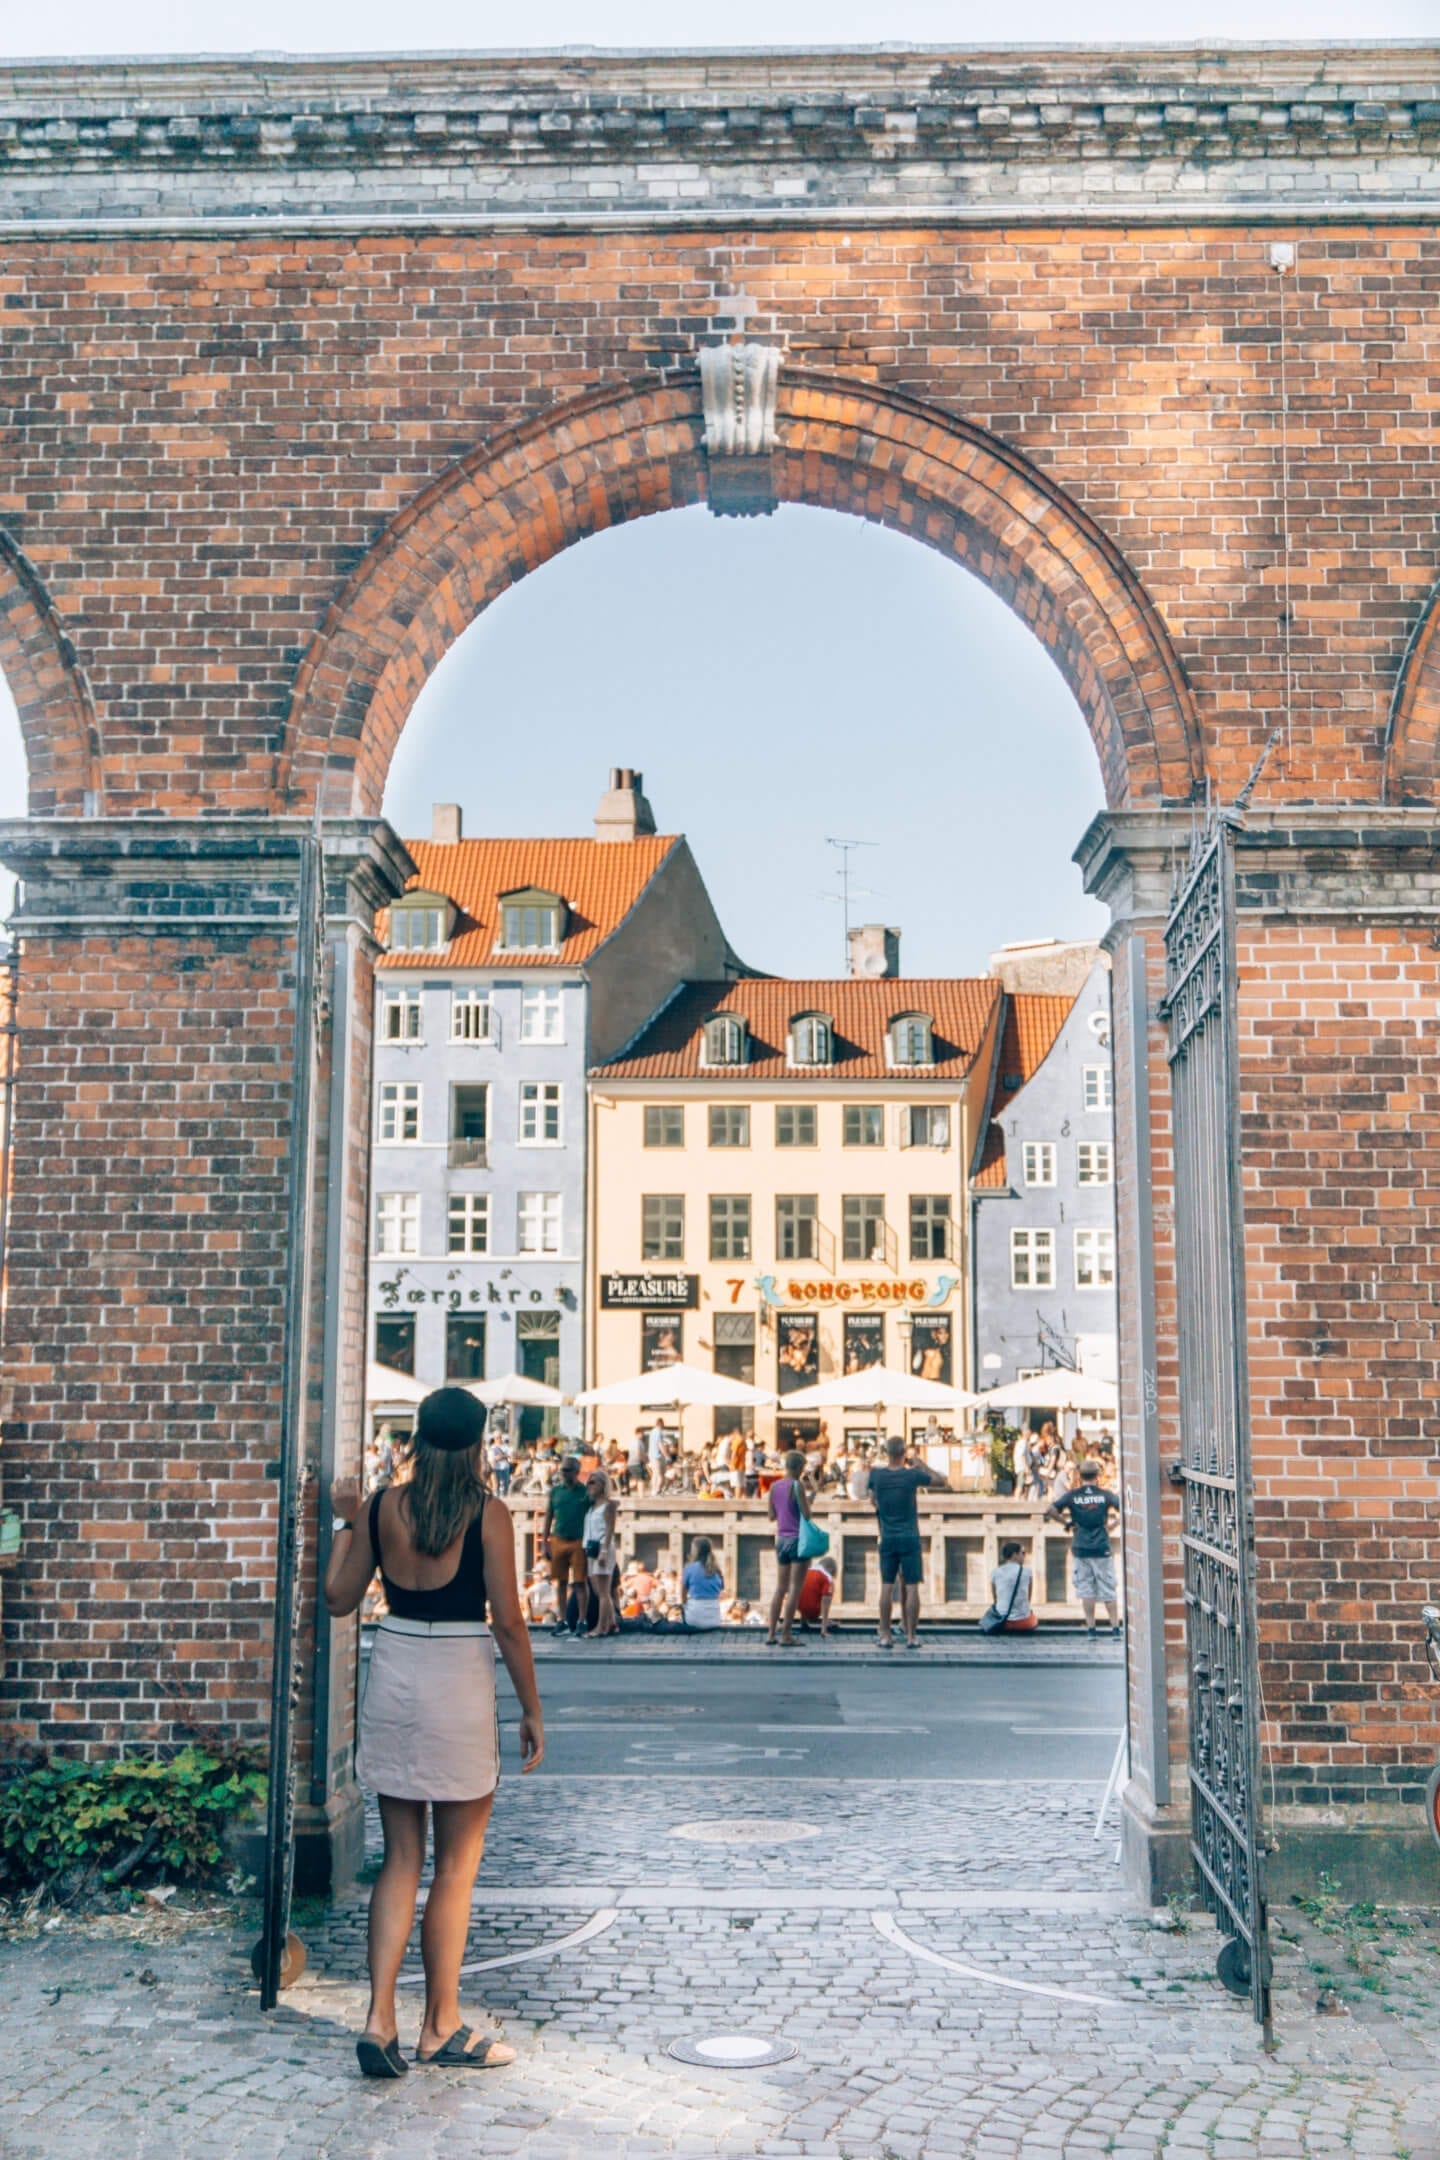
[556,1703,699,1720]
[670,1818,822,1846]
[667,2033,798,2069]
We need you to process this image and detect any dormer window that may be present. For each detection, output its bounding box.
[497,887,564,953]
[388,890,453,952]
[789,1012,832,1067]
[702,1014,748,1068]
[889,1013,934,1068]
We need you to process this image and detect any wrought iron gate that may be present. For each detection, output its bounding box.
[1162,815,1271,2032]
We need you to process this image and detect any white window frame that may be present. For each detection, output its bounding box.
[1076,1140,1113,1186]
[888,1015,934,1068]
[381,987,423,1043]
[789,1015,832,1068]
[1083,1064,1114,1113]
[518,1191,562,1254]
[520,985,565,1043]
[702,1016,747,1067]
[519,1080,563,1146]
[644,1105,686,1148]
[375,1191,419,1255]
[450,988,494,1044]
[1074,1226,1116,1289]
[378,1081,421,1144]
[1010,1227,1055,1290]
[1022,1141,1058,1188]
[447,1193,490,1255]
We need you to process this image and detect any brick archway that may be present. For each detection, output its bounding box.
[281,372,1203,817]
[0,532,100,816]
[1384,572,1440,803]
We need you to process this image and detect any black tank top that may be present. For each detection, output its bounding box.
[368,1488,489,1622]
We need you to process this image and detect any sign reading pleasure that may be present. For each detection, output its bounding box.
[601,1270,701,1311]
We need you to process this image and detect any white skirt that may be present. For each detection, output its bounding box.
[684,1599,723,1630]
[356,1621,499,1802]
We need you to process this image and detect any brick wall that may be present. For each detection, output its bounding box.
[1,227,1438,819]
[0,933,293,1749]
[1241,922,1440,1819]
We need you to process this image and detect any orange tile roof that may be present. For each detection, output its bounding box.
[377,836,680,969]
[971,991,1077,1191]
[996,993,1072,1093]
[973,1123,1010,1190]
[598,977,1000,1082]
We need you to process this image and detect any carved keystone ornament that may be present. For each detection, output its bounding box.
[699,341,780,518]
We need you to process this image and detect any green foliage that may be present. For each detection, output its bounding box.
[0,1747,267,1891]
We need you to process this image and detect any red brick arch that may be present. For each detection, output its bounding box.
[0,531,101,815]
[1384,573,1440,803]
[282,373,1203,815]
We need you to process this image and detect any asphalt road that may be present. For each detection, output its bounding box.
[496,1655,1125,1783]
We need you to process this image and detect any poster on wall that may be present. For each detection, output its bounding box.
[910,1312,954,1387]
[642,1312,683,1371]
[777,1311,819,1395]
[843,1312,885,1374]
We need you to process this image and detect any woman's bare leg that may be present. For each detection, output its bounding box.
[593,1579,616,1635]
[779,1563,802,1644]
[365,1795,428,2045]
[418,1795,506,2059]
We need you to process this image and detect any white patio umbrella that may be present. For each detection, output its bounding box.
[464,1371,568,1408]
[976,1370,1119,1415]
[365,1361,429,1407]
[779,1366,982,1414]
[573,1361,775,1410]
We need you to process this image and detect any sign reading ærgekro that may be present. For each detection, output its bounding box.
[600,1270,700,1311]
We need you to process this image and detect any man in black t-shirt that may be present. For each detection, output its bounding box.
[867,1434,949,1649]
[1046,1462,1121,1638]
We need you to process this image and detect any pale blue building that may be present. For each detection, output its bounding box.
[970,948,1119,1397]
[368,773,737,1439]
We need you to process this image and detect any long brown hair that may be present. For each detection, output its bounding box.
[404,1387,488,1556]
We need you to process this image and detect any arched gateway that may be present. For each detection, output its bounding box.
[3,47,1440,1960]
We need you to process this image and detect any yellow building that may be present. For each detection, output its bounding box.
[587,949,1003,1461]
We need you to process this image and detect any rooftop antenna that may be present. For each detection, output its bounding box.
[824,836,878,967]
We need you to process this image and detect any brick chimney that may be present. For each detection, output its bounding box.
[848,924,901,979]
[594,767,657,844]
[431,803,463,845]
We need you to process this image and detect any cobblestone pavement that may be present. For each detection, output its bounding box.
[6,1768,1440,2159]
[8,1762,1440,2151]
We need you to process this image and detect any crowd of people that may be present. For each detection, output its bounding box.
[363,1415,1123,1644]
[368,1414,1120,1509]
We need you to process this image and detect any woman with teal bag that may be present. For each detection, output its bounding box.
[766,1450,825,1647]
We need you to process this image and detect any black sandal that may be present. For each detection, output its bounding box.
[356,2034,409,2079]
[416,2024,512,2069]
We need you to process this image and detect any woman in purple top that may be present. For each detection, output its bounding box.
[766,1449,815,1647]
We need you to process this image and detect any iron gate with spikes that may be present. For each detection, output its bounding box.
[1162,814,1271,2032]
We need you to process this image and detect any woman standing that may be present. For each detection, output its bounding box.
[682,1536,726,1629]
[581,1470,619,1637]
[766,1449,816,1647]
[325,1386,544,2078]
